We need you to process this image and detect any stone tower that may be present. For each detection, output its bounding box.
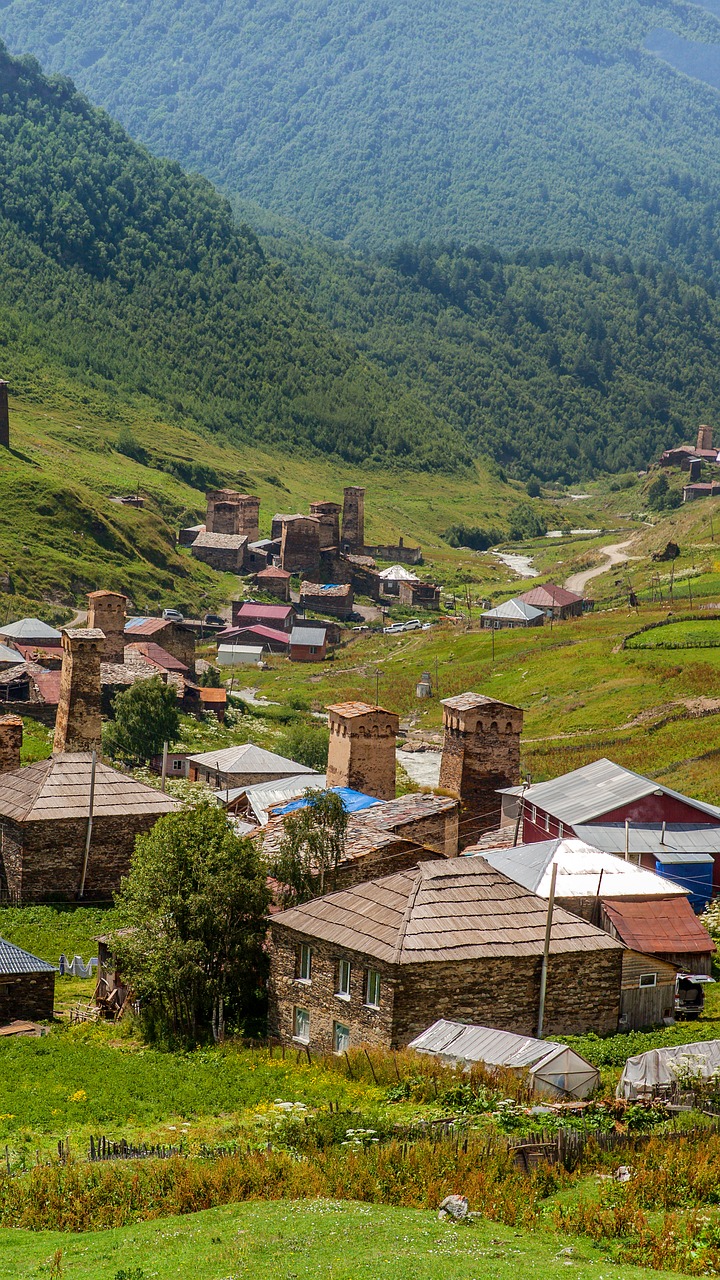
[341,487,365,553]
[439,692,524,846]
[206,490,260,541]
[309,501,342,550]
[0,380,8,449]
[53,629,104,755]
[280,516,321,576]
[0,715,23,773]
[326,701,400,801]
[87,590,126,663]
[697,424,714,452]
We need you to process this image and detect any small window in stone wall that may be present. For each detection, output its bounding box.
[294,1007,310,1042]
[298,943,312,982]
[365,968,381,1008]
[639,973,657,989]
[336,958,351,998]
[333,1020,350,1054]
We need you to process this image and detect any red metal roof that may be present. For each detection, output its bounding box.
[256,567,291,580]
[602,897,715,956]
[516,583,583,608]
[221,624,289,645]
[31,670,61,705]
[13,643,62,662]
[235,603,293,621]
[125,642,188,673]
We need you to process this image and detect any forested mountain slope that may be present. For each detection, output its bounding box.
[7,0,720,267]
[0,44,465,473]
[245,212,720,480]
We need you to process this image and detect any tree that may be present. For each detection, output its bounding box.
[525,478,541,498]
[104,676,180,765]
[277,723,330,772]
[112,803,270,1041]
[270,789,348,906]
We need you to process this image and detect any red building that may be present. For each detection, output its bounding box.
[289,625,328,662]
[515,583,585,619]
[230,601,295,631]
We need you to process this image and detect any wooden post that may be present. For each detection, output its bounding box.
[79,750,97,899]
[161,740,169,793]
[536,861,558,1039]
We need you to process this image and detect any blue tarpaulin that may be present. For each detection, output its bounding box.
[274,787,382,816]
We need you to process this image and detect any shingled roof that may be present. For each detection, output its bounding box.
[0,754,179,822]
[271,856,622,964]
[0,937,55,975]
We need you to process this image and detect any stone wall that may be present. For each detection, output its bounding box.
[392,949,622,1047]
[326,704,400,801]
[190,543,245,573]
[341,487,365,552]
[280,517,321,576]
[309,502,341,549]
[0,971,54,1023]
[158,624,196,669]
[439,695,523,844]
[0,813,164,902]
[388,808,458,858]
[335,838,436,889]
[268,926,396,1052]
[53,629,104,754]
[0,715,23,773]
[87,591,126,662]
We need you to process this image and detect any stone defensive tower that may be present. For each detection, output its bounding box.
[309,501,342,550]
[341,487,365,553]
[326,701,400,801]
[0,715,23,773]
[280,516,321,576]
[206,490,260,541]
[53,629,104,755]
[439,692,524,846]
[697,424,714,452]
[87,590,126,663]
[0,380,9,449]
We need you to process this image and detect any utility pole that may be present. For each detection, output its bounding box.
[536,862,558,1039]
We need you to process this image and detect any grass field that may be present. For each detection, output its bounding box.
[626,619,720,649]
[0,1199,684,1280]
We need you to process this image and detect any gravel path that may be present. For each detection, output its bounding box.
[564,540,636,594]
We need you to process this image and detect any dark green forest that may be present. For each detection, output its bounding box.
[8,0,720,270]
[0,45,463,473]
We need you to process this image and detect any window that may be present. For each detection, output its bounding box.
[172,759,184,772]
[309,646,317,654]
[293,1007,310,1043]
[639,973,657,989]
[530,804,537,824]
[365,969,381,1009]
[298,944,312,983]
[558,821,564,837]
[336,958,351,999]
[333,1021,350,1054]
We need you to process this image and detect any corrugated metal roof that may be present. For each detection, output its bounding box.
[290,626,327,647]
[124,642,188,672]
[516,584,583,607]
[379,565,418,581]
[573,822,719,861]
[478,837,688,898]
[602,898,715,956]
[235,603,293,621]
[271,857,622,965]
[0,644,24,665]
[0,753,179,822]
[218,625,289,645]
[124,617,172,636]
[522,758,720,825]
[409,1019,565,1068]
[0,937,55,975]
[482,600,544,622]
[188,743,315,774]
[0,618,62,641]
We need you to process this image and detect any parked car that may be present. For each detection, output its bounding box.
[403,619,422,630]
[383,622,406,634]
[203,614,226,627]
[675,973,715,1020]
[162,608,184,622]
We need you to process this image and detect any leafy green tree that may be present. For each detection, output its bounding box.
[277,723,330,773]
[112,803,270,1041]
[104,676,180,765]
[270,790,348,906]
[526,479,541,498]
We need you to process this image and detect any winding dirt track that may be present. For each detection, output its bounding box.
[564,539,635,594]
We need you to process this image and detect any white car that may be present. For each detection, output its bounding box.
[383,622,406,634]
[403,619,422,631]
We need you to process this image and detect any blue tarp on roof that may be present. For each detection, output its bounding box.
[274,787,382,816]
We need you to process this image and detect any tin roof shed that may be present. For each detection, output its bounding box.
[409,1019,599,1098]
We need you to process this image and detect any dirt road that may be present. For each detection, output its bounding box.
[564,539,635,595]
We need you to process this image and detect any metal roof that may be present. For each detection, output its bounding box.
[521,758,720,825]
[378,565,418,581]
[409,1019,573,1069]
[271,857,622,965]
[188,743,315,775]
[218,625,289,645]
[245,774,327,823]
[481,600,544,622]
[478,837,688,898]
[0,937,55,975]
[0,753,179,822]
[290,626,327,647]
[124,617,172,636]
[235,603,293,620]
[572,822,719,863]
[516,583,583,607]
[0,618,62,641]
[602,897,714,956]
[0,643,24,665]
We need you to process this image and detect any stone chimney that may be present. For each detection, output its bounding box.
[0,380,8,449]
[326,701,400,801]
[53,629,104,754]
[697,424,713,452]
[87,590,126,663]
[0,714,23,773]
[341,487,365,553]
[439,692,524,847]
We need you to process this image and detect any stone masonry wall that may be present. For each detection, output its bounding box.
[334,839,436,890]
[341,487,365,552]
[88,592,126,663]
[268,926,396,1052]
[2,813,164,902]
[53,630,104,754]
[0,971,55,1022]
[280,518,321,576]
[439,701,523,843]
[389,809,458,858]
[392,949,622,1047]
[0,716,23,773]
[326,706,400,800]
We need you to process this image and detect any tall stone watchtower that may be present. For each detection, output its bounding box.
[326,702,400,801]
[309,501,341,549]
[0,380,9,449]
[697,424,714,452]
[87,590,126,663]
[439,692,523,846]
[53,629,104,755]
[206,490,260,542]
[341,487,365,553]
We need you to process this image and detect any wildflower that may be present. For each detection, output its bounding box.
[67,1089,87,1102]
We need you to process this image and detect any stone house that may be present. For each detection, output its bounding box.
[124,617,195,669]
[0,937,55,1022]
[190,531,248,572]
[299,582,354,620]
[254,567,292,600]
[187,743,316,792]
[231,602,295,632]
[267,857,624,1053]
[397,580,441,610]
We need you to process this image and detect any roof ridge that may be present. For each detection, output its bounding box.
[12,756,54,820]
[392,866,425,964]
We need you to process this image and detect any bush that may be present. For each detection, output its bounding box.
[443,523,501,550]
[507,504,548,540]
[116,427,148,466]
[277,723,329,772]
